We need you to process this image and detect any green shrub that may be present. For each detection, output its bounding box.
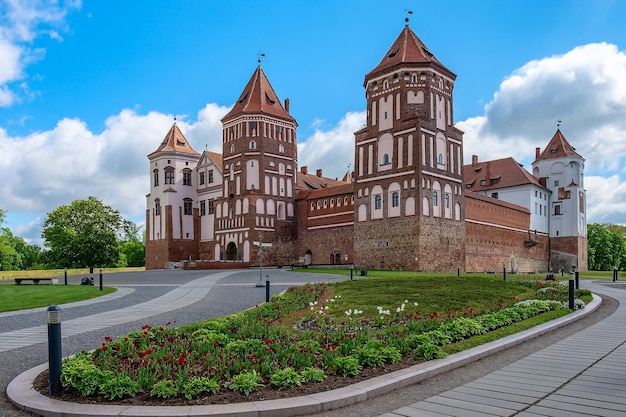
[271,367,303,389]
[150,380,177,398]
[300,367,326,383]
[228,371,264,396]
[182,377,220,399]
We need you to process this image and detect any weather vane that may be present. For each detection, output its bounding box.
[174,115,177,124]
[557,119,562,129]
[405,9,413,25]
[257,52,266,66]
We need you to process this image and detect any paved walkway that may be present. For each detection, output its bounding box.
[4,276,626,417]
[382,280,626,417]
[0,271,238,353]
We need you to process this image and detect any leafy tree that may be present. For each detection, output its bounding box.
[120,241,145,267]
[42,197,124,268]
[588,223,626,271]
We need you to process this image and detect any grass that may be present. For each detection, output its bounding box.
[0,285,116,313]
[0,267,145,280]
[60,273,592,401]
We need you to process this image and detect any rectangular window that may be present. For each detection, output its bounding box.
[184,200,193,215]
[153,171,159,186]
[200,200,206,216]
[375,195,382,210]
[199,172,205,185]
[155,202,161,216]
[208,200,215,215]
[208,169,214,184]
[392,192,399,207]
[183,171,192,186]
[491,192,498,199]
[554,204,561,215]
[165,171,174,184]
[554,180,559,187]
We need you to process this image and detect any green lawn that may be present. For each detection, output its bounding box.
[0,285,116,313]
[0,267,144,280]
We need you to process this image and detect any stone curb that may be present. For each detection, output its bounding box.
[7,295,601,417]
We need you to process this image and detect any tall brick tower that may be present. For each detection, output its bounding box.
[533,129,588,271]
[145,123,201,269]
[214,64,299,265]
[353,22,465,271]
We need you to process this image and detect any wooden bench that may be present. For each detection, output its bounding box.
[14,278,54,285]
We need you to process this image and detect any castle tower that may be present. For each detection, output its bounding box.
[214,65,299,265]
[353,23,465,271]
[145,123,201,269]
[532,129,588,271]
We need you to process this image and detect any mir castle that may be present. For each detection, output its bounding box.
[145,24,588,273]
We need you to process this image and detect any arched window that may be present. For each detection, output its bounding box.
[279,144,285,153]
[383,153,390,165]
[154,199,161,216]
[438,153,444,165]
[153,169,159,186]
[230,143,235,153]
[432,191,439,207]
[392,191,399,207]
[374,195,382,210]
[249,140,256,150]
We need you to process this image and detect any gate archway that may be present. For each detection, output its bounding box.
[226,242,237,261]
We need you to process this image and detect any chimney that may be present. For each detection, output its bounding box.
[284,98,290,113]
[316,169,323,178]
[301,166,308,175]
[535,147,541,159]
[472,155,478,165]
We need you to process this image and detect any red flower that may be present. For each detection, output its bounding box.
[104,336,113,343]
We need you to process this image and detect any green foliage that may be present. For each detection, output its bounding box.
[332,356,362,376]
[588,223,626,270]
[357,347,385,367]
[228,371,264,396]
[42,196,126,268]
[415,343,447,360]
[0,225,41,270]
[61,355,110,396]
[120,240,145,267]
[150,380,178,398]
[300,367,326,383]
[271,367,303,389]
[182,377,220,399]
[100,375,140,400]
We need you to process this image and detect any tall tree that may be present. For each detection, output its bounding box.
[588,223,626,271]
[42,197,124,268]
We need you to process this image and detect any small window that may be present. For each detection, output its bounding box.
[392,191,399,207]
[183,170,192,186]
[155,199,161,216]
[554,180,559,186]
[184,199,193,215]
[153,170,159,186]
[208,169,214,184]
[165,169,175,185]
[208,200,215,215]
[323,200,328,208]
[311,202,315,211]
[437,153,443,165]
[249,140,256,150]
[554,205,561,215]
[491,192,498,199]
[230,144,235,153]
[383,154,390,165]
[480,180,486,186]
[433,191,439,207]
[374,195,382,210]
[200,201,206,216]
[279,144,285,153]
[199,172,205,185]
[444,194,450,208]
[412,74,417,83]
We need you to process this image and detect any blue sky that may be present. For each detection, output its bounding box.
[2,0,626,244]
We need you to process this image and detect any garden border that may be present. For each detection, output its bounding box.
[7,294,601,417]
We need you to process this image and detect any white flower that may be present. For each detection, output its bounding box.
[330,298,335,302]
[414,302,419,306]
[345,310,352,316]
[396,307,401,313]
[404,300,408,303]
[324,306,329,310]
[309,302,314,306]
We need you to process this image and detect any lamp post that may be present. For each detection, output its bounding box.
[47,306,62,396]
[253,234,272,287]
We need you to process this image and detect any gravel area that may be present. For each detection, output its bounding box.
[0,273,618,417]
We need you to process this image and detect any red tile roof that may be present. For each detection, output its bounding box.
[464,156,542,191]
[148,124,200,158]
[365,25,455,82]
[534,129,583,162]
[203,150,223,171]
[222,66,295,123]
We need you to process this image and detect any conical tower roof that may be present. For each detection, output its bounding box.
[148,123,200,158]
[534,129,583,162]
[365,25,456,83]
[222,66,295,123]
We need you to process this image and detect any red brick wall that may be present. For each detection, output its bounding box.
[465,193,549,273]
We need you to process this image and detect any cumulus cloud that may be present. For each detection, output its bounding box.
[0,104,229,228]
[0,0,80,106]
[457,42,626,224]
[297,111,365,180]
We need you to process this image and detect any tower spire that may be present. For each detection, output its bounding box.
[404,9,413,26]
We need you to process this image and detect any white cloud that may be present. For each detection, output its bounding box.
[0,104,229,233]
[298,111,365,180]
[457,42,626,225]
[0,0,80,106]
